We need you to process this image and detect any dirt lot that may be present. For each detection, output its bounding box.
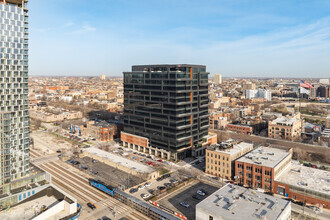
[31,130,73,154]
[71,156,146,189]
[157,181,219,220]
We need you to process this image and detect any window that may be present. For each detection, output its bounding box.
[293,195,296,200]
[255,168,261,173]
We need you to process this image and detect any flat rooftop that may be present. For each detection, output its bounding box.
[209,140,253,157]
[236,147,291,168]
[271,117,297,126]
[275,162,330,195]
[84,147,156,174]
[196,184,290,220]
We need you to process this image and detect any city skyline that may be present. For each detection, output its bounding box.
[29,0,330,78]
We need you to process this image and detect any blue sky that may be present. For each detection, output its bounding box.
[29,0,330,77]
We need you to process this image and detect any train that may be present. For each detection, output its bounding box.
[88,179,182,220]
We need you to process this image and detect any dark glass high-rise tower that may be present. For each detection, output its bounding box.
[0,0,30,195]
[123,65,209,159]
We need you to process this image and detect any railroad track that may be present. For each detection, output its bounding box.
[32,152,151,219]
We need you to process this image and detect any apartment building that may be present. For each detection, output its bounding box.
[0,0,30,194]
[209,111,230,129]
[268,117,303,141]
[245,88,272,101]
[206,140,253,180]
[213,74,222,84]
[235,147,292,192]
[121,64,210,160]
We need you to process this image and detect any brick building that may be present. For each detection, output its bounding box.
[268,117,303,141]
[206,140,253,180]
[274,162,330,209]
[227,124,253,134]
[209,112,230,129]
[80,121,115,142]
[235,147,292,192]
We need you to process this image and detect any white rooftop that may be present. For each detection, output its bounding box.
[236,147,291,168]
[276,162,330,195]
[196,184,291,220]
[213,140,253,157]
[84,147,155,174]
[272,117,297,126]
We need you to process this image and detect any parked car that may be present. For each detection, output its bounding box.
[92,171,98,175]
[164,183,171,187]
[129,188,138,194]
[192,195,201,200]
[156,177,163,181]
[87,202,96,210]
[145,182,152,187]
[180,202,189,208]
[58,154,63,157]
[73,161,80,165]
[66,159,74,164]
[157,159,163,162]
[138,185,145,190]
[200,189,207,195]
[101,216,111,220]
[163,174,171,179]
[141,193,151,199]
[56,150,61,153]
[169,179,178,184]
[157,186,166,191]
[197,190,206,196]
[92,159,98,163]
[80,165,88,170]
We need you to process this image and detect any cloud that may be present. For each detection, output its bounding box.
[36,21,74,33]
[71,25,96,34]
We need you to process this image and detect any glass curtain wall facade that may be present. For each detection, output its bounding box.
[124,65,209,159]
[0,0,29,195]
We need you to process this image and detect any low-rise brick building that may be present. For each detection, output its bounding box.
[235,147,292,192]
[206,140,253,180]
[274,162,330,209]
[227,124,253,134]
[80,121,115,142]
[268,117,303,141]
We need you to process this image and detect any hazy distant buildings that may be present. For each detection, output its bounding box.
[214,74,222,84]
[319,78,329,84]
[100,74,106,80]
[121,64,212,160]
[246,88,272,101]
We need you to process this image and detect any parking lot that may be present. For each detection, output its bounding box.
[67,156,146,189]
[127,172,187,200]
[157,181,219,220]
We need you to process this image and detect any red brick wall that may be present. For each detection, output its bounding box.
[121,132,148,148]
[235,161,274,192]
[273,181,329,209]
